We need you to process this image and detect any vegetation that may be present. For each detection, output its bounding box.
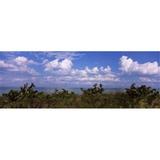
[0,83,159,108]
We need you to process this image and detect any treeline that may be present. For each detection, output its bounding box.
[0,83,159,108]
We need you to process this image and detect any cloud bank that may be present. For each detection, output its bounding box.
[119,56,160,75]
[0,56,38,75]
[44,58,119,85]
[0,53,159,87]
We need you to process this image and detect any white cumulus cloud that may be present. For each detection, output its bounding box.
[14,56,29,65]
[119,56,160,75]
[0,60,15,69]
[45,58,73,71]
[44,58,119,84]
[0,56,38,75]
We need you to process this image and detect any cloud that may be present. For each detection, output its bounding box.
[14,56,36,65]
[119,56,160,75]
[44,52,84,60]
[139,76,160,83]
[0,56,38,75]
[85,67,99,74]
[44,58,119,85]
[1,53,159,88]
[0,60,15,69]
[45,58,73,71]
[14,56,29,65]
[70,70,119,82]
[70,66,117,81]
[139,77,153,82]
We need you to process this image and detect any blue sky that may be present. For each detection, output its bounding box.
[0,52,159,88]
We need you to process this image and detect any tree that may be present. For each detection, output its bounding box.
[81,83,104,107]
[19,83,38,99]
[3,90,20,102]
[125,83,159,108]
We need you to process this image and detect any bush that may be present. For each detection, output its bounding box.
[0,83,159,108]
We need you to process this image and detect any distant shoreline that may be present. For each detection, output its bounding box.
[0,87,127,94]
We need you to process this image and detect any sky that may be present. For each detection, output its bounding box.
[0,52,159,88]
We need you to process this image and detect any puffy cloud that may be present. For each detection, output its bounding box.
[45,58,73,71]
[0,56,38,75]
[0,60,15,69]
[14,56,37,65]
[100,66,112,73]
[85,67,99,74]
[70,69,88,77]
[44,58,119,84]
[14,56,28,65]
[72,73,119,82]
[119,56,160,75]
[59,59,73,70]
[70,66,117,81]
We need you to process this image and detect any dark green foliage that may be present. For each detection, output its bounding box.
[3,90,20,102]
[125,83,160,108]
[19,83,38,99]
[0,83,159,108]
[1,83,38,108]
[80,83,105,107]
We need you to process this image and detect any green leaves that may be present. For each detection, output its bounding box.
[125,83,160,107]
[0,83,159,108]
[3,90,20,102]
